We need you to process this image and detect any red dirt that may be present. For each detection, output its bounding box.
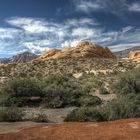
[0,119,140,140]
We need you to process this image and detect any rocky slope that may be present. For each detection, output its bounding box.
[129,51,140,60]
[128,51,140,68]
[0,41,137,79]
[0,119,140,140]
[38,41,116,60]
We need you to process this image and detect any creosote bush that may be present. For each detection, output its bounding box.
[65,107,104,122]
[79,95,102,107]
[3,78,43,107]
[2,75,102,108]
[114,69,140,95]
[0,107,24,122]
[102,96,140,121]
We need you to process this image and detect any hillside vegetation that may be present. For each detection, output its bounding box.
[0,41,140,123]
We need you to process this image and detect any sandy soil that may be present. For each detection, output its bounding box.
[0,118,140,140]
[24,107,76,123]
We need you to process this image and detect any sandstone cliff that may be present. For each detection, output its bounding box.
[38,41,116,60]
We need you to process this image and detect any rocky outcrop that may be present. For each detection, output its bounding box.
[129,51,140,60]
[38,49,61,60]
[38,41,116,59]
[128,51,140,68]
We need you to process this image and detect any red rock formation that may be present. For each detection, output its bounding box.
[38,41,116,59]
[38,49,61,60]
[129,51,140,59]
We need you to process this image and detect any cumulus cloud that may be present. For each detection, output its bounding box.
[7,17,51,33]
[1,17,101,56]
[72,27,99,38]
[23,42,50,54]
[0,16,140,57]
[61,40,80,48]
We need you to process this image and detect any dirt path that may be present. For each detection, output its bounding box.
[24,107,76,123]
[0,118,140,140]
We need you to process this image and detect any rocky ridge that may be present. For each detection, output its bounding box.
[38,41,116,60]
[0,52,38,64]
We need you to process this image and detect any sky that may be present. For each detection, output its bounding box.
[0,0,140,57]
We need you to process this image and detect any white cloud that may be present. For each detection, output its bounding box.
[61,40,80,48]
[23,42,50,54]
[122,26,134,33]
[7,17,56,33]
[109,43,140,52]
[128,3,140,12]
[75,0,101,13]
[0,28,21,39]
[72,27,99,38]
[0,16,140,57]
[66,18,99,26]
[73,0,140,17]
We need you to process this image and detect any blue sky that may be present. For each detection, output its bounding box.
[0,0,140,57]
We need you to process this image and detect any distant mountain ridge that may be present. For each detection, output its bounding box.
[114,46,140,58]
[0,51,38,64]
[12,51,38,63]
[0,58,11,64]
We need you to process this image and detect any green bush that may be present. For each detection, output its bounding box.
[79,95,102,107]
[102,96,140,121]
[43,74,69,86]
[65,95,140,122]
[3,78,43,107]
[1,75,102,108]
[65,107,104,122]
[114,69,140,95]
[0,107,24,122]
[42,84,84,108]
[81,75,103,94]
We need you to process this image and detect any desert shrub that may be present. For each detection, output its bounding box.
[0,107,24,122]
[99,86,109,95]
[43,74,69,86]
[42,84,84,108]
[78,95,102,107]
[102,96,140,121]
[65,95,140,122]
[41,74,87,108]
[3,78,44,107]
[32,112,49,123]
[81,75,103,94]
[114,69,140,95]
[65,107,104,122]
[0,90,7,106]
